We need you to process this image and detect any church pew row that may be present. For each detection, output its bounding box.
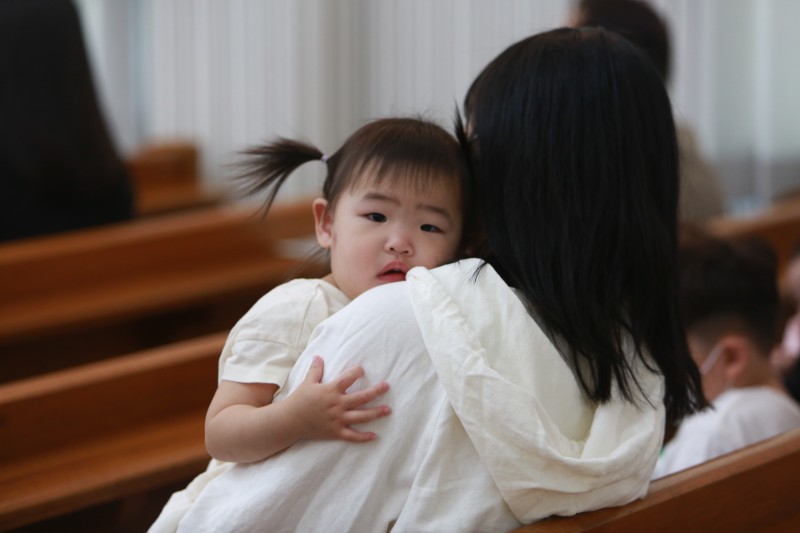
[0,199,323,384]
[0,333,222,531]
[127,140,223,216]
[2,334,799,532]
[513,427,800,532]
[707,195,800,280]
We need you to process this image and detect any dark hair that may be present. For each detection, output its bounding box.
[238,117,475,251]
[0,0,134,241]
[679,233,779,355]
[574,0,671,81]
[463,27,706,424]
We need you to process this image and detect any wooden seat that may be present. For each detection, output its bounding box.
[0,200,322,383]
[0,333,223,531]
[511,428,800,532]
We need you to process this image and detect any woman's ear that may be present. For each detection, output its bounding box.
[312,198,333,249]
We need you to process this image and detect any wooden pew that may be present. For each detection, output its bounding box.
[511,428,800,532]
[707,195,800,279]
[127,140,222,216]
[0,333,222,532]
[0,199,323,383]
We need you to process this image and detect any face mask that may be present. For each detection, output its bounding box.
[699,344,723,375]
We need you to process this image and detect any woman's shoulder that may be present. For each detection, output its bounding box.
[410,258,499,290]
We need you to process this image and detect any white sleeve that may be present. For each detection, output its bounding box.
[219,279,346,388]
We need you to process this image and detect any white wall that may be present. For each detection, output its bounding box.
[76,0,800,212]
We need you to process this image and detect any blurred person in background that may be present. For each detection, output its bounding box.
[0,0,134,242]
[771,239,800,403]
[653,233,800,478]
[569,0,726,222]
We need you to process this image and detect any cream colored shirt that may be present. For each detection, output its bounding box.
[148,278,349,533]
[218,278,349,388]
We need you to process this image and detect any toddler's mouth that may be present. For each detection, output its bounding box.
[378,262,409,281]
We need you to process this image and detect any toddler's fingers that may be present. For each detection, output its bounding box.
[344,381,390,407]
[341,405,391,426]
[333,365,365,392]
[303,355,324,384]
[338,427,377,443]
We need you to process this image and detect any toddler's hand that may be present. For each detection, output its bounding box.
[286,355,391,442]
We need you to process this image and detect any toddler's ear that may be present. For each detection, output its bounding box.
[312,198,333,249]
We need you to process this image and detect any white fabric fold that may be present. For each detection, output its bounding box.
[407,259,665,521]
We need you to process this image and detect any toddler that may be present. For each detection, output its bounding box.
[149,116,472,531]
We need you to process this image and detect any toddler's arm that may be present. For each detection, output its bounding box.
[205,356,391,463]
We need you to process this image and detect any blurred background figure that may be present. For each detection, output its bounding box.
[0,0,134,242]
[568,0,726,222]
[653,232,800,479]
[772,240,800,403]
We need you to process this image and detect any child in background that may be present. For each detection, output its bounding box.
[150,116,472,531]
[652,233,800,478]
[772,240,800,403]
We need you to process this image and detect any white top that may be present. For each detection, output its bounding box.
[175,259,666,533]
[148,278,349,533]
[218,278,349,388]
[653,386,800,479]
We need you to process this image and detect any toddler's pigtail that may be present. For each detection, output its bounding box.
[236,138,325,215]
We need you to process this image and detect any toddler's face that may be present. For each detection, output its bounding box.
[314,177,463,300]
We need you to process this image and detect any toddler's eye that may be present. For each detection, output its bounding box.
[366,213,387,222]
[421,224,441,233]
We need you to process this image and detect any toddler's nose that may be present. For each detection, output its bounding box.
[387,233,412,255]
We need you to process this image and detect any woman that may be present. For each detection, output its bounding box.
[170,27,706,533]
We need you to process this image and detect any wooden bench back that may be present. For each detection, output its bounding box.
[0,200,313,302]
[513,428,800,532]
[707,197,800,280]
[0,200,321,382]
[0,334,223,530]
[127,140,221,215]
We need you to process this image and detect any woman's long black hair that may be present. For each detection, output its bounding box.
[463,27,707,424]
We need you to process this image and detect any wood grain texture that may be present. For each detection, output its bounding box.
[0,199,322,382]
[0,334,223,531]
